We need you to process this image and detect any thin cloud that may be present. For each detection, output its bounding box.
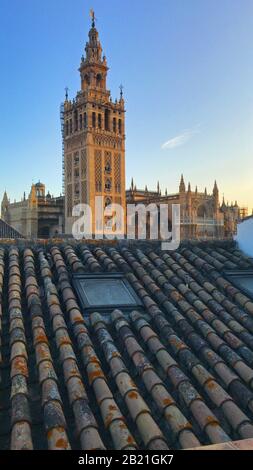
[161,126,200,150]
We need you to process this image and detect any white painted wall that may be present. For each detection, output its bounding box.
[235,217,253,258]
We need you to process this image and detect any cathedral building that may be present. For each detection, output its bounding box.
[1,183,63,238]
[127,175,240,239]
[63,13,126,235]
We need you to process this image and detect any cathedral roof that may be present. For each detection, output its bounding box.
[1,240,253,450]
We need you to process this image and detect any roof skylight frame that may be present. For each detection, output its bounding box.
[72,272,143,313]
[224,269,253,300]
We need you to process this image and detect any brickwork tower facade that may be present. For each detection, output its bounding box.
[64,13,126,235]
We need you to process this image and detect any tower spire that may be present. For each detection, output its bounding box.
[120,84,124,100]
[80,12,108,91]
[90,9,96,28]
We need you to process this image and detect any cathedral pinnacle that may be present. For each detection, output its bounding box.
[179,174,185,193]
[213,180,219,195]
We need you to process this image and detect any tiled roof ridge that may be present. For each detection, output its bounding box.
[90,310,169,450]
[23,248,71,450]
[141,249,253,377]
[0,248,4,377]
[37,249,106,450]
[129,310,231,444]
[103,309,201,448]
[50,246,138,450]
[181,247,253,315]
[167,250,253,345]
[168,250,253,333]
[109,247,253,440]
[8,247,33,449]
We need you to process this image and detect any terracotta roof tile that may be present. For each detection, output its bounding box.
[1,241,253,449]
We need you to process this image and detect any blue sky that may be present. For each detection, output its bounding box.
[0,0,253,209]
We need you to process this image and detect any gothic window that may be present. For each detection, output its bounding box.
[105,178,112,192]
[118,119,122,134]
[70,119,73,134]
[74,110,78,132]
[84,112,87,128]
[98,113,102,129]
[65,121,69,136]
[92,112,96,128]
[105,109,110,131]
[79,114,83,130]
[197,205,207,218]
[113,117,116,133]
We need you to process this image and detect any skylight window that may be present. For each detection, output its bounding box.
[225,270,253,299]
[72,273,143,313]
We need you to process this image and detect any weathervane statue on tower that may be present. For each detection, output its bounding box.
[90,9,96,27]
[120,84,124,99]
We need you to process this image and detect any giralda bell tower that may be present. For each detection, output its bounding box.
[63,12,126,235]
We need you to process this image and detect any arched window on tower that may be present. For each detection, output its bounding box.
[113,117,116,133]
[65,121,69,136]
[105,178,112,192]
[70,119,73,134]
[98,113,102,129]
[118,119,122,134]
[96,74,102,88]
[84,112,87,128]
[105,109,110,131]
[105,160,111,174]
[84,74,90,86]
[92,112,96,128]
[79,114,83,130]
[74,110,78,132]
